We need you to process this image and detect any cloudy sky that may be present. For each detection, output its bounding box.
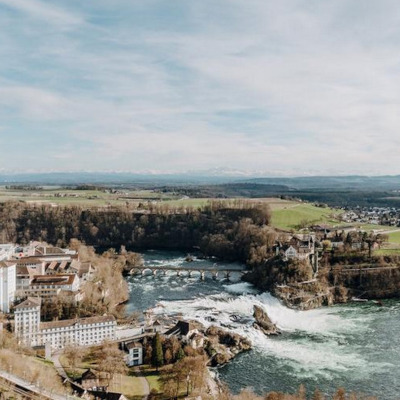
[1,0,399,176]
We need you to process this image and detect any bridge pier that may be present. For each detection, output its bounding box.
[177,271,181,277]
[188,270,193,278]
[162,270,167,276]
[212,271,219,280]
[141,269,145,276]
[152,270,157,277]
[225,271,231,280]
[200,271,205,281]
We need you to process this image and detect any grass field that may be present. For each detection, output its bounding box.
[270,202,343,231]
[0,187,180,207]
[59,353,149,398]
[1,186,397,236]
[388,231,400,243]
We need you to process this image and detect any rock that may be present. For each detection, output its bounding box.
[253,305,281,335]
[205,326,252,366]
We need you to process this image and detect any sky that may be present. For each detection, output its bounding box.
[1,0,400,176]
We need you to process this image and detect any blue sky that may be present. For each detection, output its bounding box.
[1,0,400,176]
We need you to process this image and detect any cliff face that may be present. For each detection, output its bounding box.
[274,284,336,310]
[243,255,400,309]
[242,256,313,291]
[328,265,400,299]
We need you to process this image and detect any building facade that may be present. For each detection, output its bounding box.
[14,298,116,349]
[125,342,143,366]
[14,297,41,345]
[0,261,17,313]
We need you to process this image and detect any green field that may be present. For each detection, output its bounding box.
[270,202,343,231]
[388,231,400,244]
[0,187,180,207]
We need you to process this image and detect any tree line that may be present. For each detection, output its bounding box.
[0,200,273,264]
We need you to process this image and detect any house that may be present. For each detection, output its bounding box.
[187,332,205,350]
[77,369,107,391]
[274,234,315,261]
[144,319,163,334]
[124,341,143,366]
[282,245,298,259]
[330,239,344,249]
[164,320,204,347]
[277,244,312,261]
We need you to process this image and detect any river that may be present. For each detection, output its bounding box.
[126,250,400,399]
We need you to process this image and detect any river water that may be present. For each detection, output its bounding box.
[126,250,400,399]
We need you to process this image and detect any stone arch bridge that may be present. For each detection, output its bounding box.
[130,265,246,280]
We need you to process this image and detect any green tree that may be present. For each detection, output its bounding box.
[176,347,185,361]
[151,333,164,371]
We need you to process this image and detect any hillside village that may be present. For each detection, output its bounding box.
[341,206,400,226]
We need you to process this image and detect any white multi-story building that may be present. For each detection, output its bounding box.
[14,297,116,349]
[125,342,143,366]
[14,297,41,345]
[25,274,80,298]
[0,260,16,313]
[0,244,15,261]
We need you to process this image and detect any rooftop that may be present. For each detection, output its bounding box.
[40,315,115,330]
[31,274,77,286]
[15,297,42,309]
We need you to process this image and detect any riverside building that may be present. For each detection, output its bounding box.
[14,297,116,349]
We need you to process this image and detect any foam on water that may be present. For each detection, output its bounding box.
[153,290,383,377]
[128,251,400,398]
[223,282,260,295]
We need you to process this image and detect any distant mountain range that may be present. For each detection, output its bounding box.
[1,172,400,191]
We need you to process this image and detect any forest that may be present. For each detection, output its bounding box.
[0,200,275,264]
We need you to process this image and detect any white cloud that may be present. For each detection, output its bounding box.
[1,0,400,175]
[0,0,82,26]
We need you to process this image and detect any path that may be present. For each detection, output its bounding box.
[136,368,150,400]
[52,351,69,380]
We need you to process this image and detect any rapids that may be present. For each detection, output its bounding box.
[126,250,400,399]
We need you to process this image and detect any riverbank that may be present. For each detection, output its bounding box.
[243,254,400,310]
[126,250,400,399]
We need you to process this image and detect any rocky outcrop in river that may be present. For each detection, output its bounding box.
[205,326,252,366]
[253,305,281,335]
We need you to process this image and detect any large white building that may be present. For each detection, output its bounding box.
[0,261,16,313]
[14,297,116,349]
[0,244,17,313]
[26,274,80,298]
[14,297,41,344]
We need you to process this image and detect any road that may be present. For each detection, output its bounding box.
[0,368,74,400]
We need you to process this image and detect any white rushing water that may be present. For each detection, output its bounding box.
[153,282,382,378]
[128,251,400,398]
